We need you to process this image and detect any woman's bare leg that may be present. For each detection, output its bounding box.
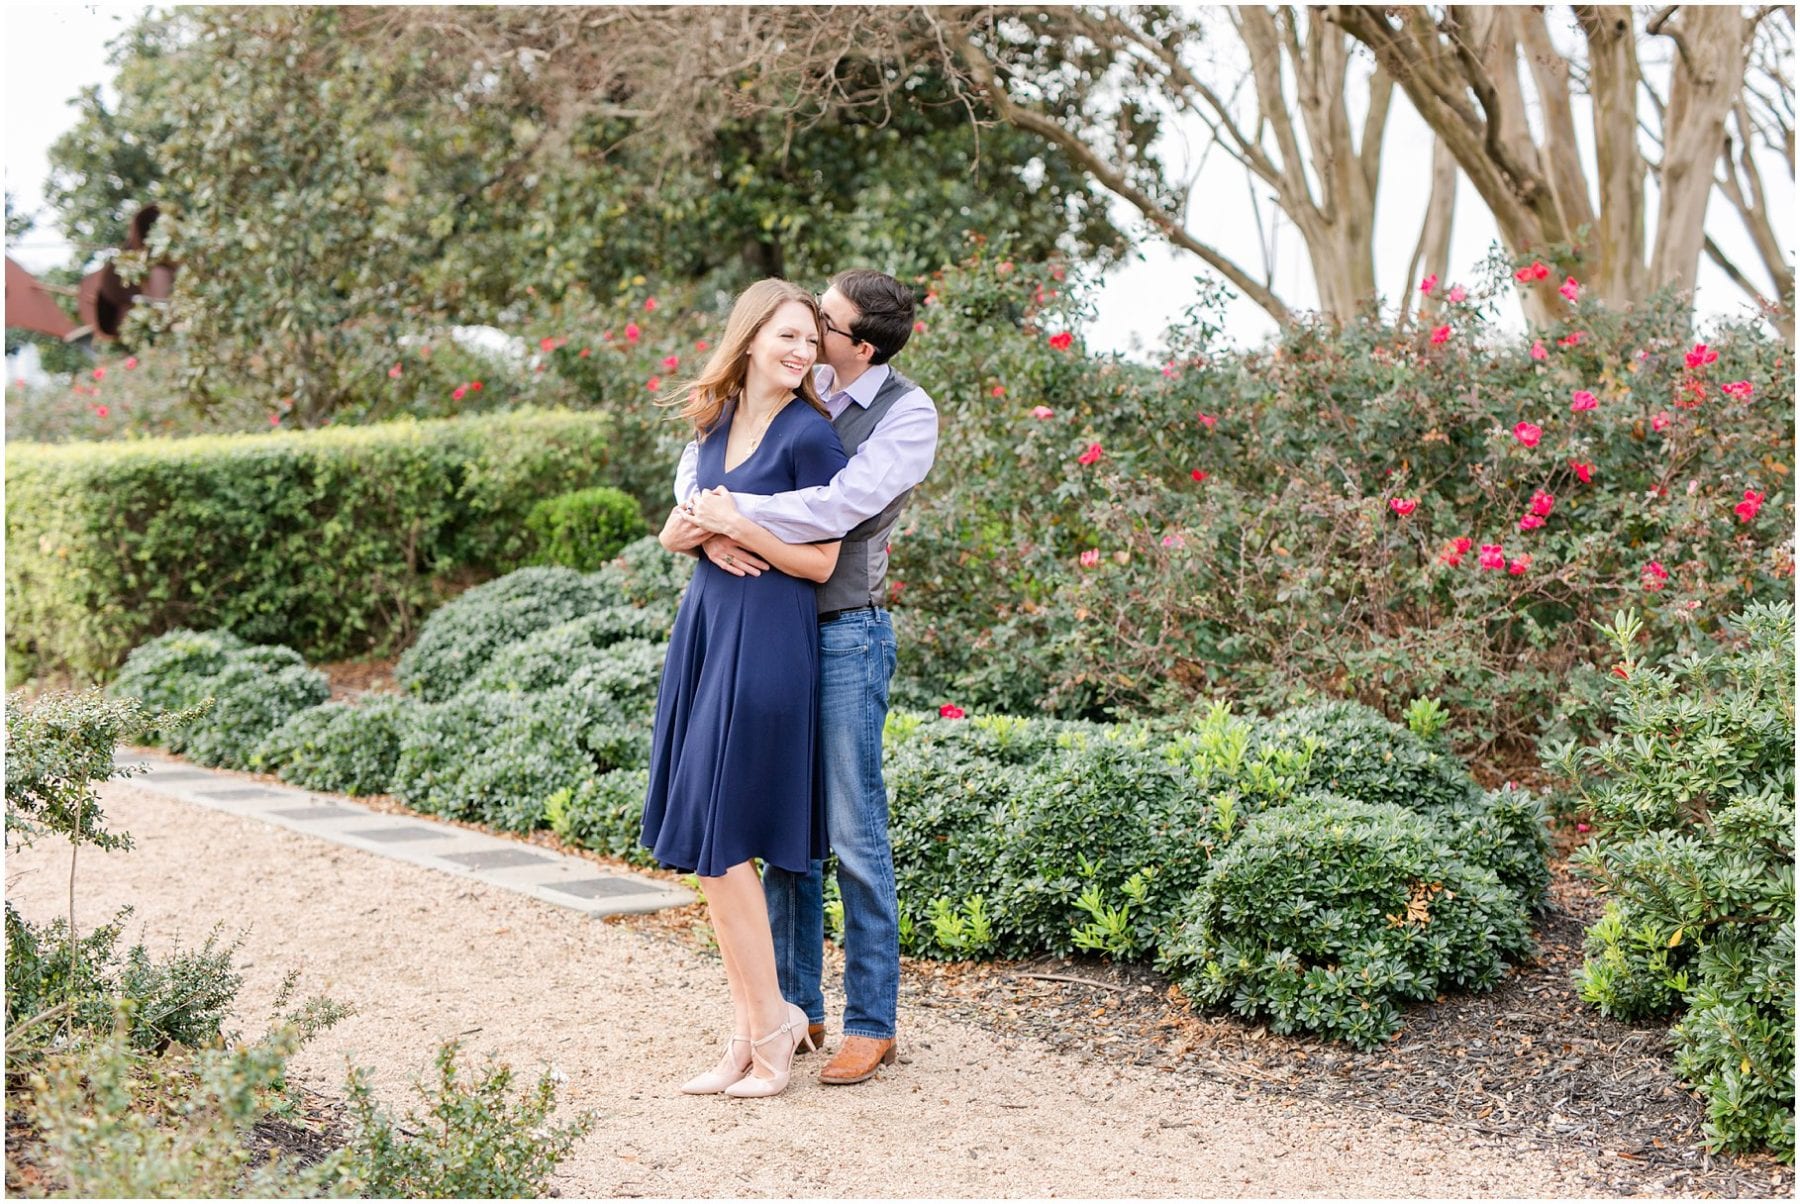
[699,861,789,1078]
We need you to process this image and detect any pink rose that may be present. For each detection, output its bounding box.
[1518,514,1545,531]
[1508,554,1532,576]
[1570,390,1598,412]
[1478,544,1506,571]
[1530,490,1555,518]
[1684,343,1717,369]
[1390,498,1418,516]
[1077,442,1103,466]
[1559,276,1581,301]
[1570,461,1594,484]
[1049,331,1074,351]
[938,703,966,720]
[1419,273,1438,294]
[1734,489,1765,523]
[1447,285,1467,303]
[624,323,641,344]
[1513,422,1542,448]
[1430,325,1451,345]
[1721,380,1753,399]
[1651,412,1672,433]
[1529,340,1548,361]
[1030,405,1055,420]
[1079,549,1101,568]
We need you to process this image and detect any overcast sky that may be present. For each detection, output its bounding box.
[5,3,1792,361]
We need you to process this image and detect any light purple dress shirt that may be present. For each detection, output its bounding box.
[672,363,939,543]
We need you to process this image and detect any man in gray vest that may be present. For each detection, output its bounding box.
[671,269,937,1084]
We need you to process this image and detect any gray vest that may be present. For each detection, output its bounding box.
[816,368,918,614]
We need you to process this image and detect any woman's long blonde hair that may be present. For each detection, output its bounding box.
[662,279,829,439]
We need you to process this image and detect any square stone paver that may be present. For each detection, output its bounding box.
[346,826,452,844]
[439,848,553,870]
[270,804,364,821]
[548,876,655,900]
[149,771,226,781]
[199,787,289,801]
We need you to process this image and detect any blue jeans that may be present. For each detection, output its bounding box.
[764,608,899,1039]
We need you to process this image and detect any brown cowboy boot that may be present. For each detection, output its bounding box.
[819,1035,896,1085]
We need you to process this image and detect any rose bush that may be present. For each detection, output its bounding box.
[881,246,1793,764]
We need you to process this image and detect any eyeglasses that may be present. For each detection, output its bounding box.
[820,314,862,345]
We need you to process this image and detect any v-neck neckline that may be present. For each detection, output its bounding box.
[721,396,796,476]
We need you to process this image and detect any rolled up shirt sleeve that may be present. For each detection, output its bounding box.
[671,439,700,506]
[732,392,939,543]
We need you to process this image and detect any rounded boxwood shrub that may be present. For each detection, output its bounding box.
[1157,793,1534,1050]
[885,726,1025,957]
[171,660,330,771]
[560,640,667,712]
[110,631,326,771]
[251,696,413,796]
[589,535,693,612]
[1256,700,1478,815]
[467,612,669,696]
[395,568,618,702]
[1436,786,1552,912]
[526,486,649,572]
[390,690,633,832]
[107,628,248,739]
[544,768,655,865]
[987,740,1209,958]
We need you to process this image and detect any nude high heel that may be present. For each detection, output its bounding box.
[680,1033,752,1095]
[723,1003,817,1099]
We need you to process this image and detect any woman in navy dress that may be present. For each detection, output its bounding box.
[643,279,849,1099]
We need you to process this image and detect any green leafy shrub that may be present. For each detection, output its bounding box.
[251,696,414,795]
[468,611,670,695]
[103,629,244,741]
[1157,793,1534,1050]
[395,567,618,702]
[560,639,667,711]
[170,661,330,771]
[390,691,596,830]
[336,1042,593,1199]
[6,906,243,1056]
[527,485,649,571]
[884,721,1027,956]
[107,629,328,771]
[5,408,615,680]
[986,740,1208,957]
[544,768,655,865]
[590,532,694,613]
[1261,700,1477,814]
[23,1017,339,1198]
[1545,602,1795,1160]
[5,689,154,852]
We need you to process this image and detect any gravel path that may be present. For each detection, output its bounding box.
[7,781,1610,1197]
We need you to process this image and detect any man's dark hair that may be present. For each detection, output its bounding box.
[831,269,915,366]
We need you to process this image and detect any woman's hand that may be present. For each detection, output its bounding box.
[688,486,744,538]
[660,505,711,553]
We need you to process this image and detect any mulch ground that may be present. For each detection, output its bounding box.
[893,860,1794,1200]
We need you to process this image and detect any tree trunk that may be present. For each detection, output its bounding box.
[1650,6,1753,296]
[1403,136,1459,327]
[1575,5,1647,305]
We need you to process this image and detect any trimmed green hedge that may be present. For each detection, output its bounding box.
[6,408,620,680]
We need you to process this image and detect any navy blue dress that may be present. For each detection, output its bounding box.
[641,397,849,876]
